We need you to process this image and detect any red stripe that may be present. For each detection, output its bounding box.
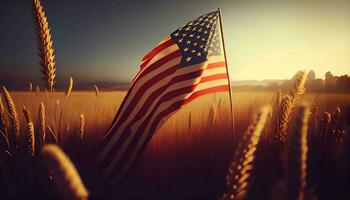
[141,38,174,64]
[206,61,226,69]
[100,69,205,171]
[104,85,229,183]
[200,73,228,83]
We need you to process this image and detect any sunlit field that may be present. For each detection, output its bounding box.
[6,90,350,199]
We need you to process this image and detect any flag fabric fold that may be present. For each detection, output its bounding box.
[96,10,230,184]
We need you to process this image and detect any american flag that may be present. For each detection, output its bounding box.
[96,10,230,184]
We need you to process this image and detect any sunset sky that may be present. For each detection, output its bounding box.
[1,0,350,87]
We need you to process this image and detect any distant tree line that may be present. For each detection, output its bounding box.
[264,71,350,93]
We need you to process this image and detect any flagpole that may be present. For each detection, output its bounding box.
[218,8,235,135]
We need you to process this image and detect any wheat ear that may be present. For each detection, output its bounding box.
[1,86,20,151]
[0,96,10,153]
[38,102,46,146]
[33,0,56,92]
[220,106,270,200]
[93,85,99,98]
[79,114,85,140]
[0,96,7,138]
[22,106,35,157]
[41,144,89,200]
[286,106,310,200]
[65,77,73,99]
[276,71,306,147]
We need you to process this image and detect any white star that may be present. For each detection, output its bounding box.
[186,57,192,62]
[184,47,189,52]
[182,33,187,37]
[174,32,179,37]
[190,34,194,38]
[186,40,191,44]
[193,42,197,46]
[191,50,196,53]
[178,38,183,43]
[197,52,202,56]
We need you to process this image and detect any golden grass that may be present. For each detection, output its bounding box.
[33,0,56,92]
[1,90,349,199]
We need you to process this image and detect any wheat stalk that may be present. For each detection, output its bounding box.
[35,85,40,96]
[286,106,310,200]
[276,72,306,148]
[38,102,46,146]
[93,85,99,98]
[319,112,331,145]
[220,106,270,200]
[331,107,341,131]
[79,114,85,140]
[65,77,73,99]
[1,86,20,151]
[29,82,33,93]
[33,0,56,92]
[41,144,89,200]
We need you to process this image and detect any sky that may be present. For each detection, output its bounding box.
[1,0,350,87]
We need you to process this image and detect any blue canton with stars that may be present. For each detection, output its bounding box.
[170,11,222,67]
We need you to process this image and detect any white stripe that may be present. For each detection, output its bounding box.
[110,77,228,183]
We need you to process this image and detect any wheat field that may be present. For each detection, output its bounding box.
[2,89,349,199]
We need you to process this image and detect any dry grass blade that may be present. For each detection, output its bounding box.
[33,0,56,92]
[46,126,58,144]
[220,106,270,200]
[41,144,89,200]
[65,77,74,99]
[93,85,99,98]
[38,102,46,146]
[286,106,310,200]
[276,71,306,148]
[1,86,20,151]
[79,114,85,140]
